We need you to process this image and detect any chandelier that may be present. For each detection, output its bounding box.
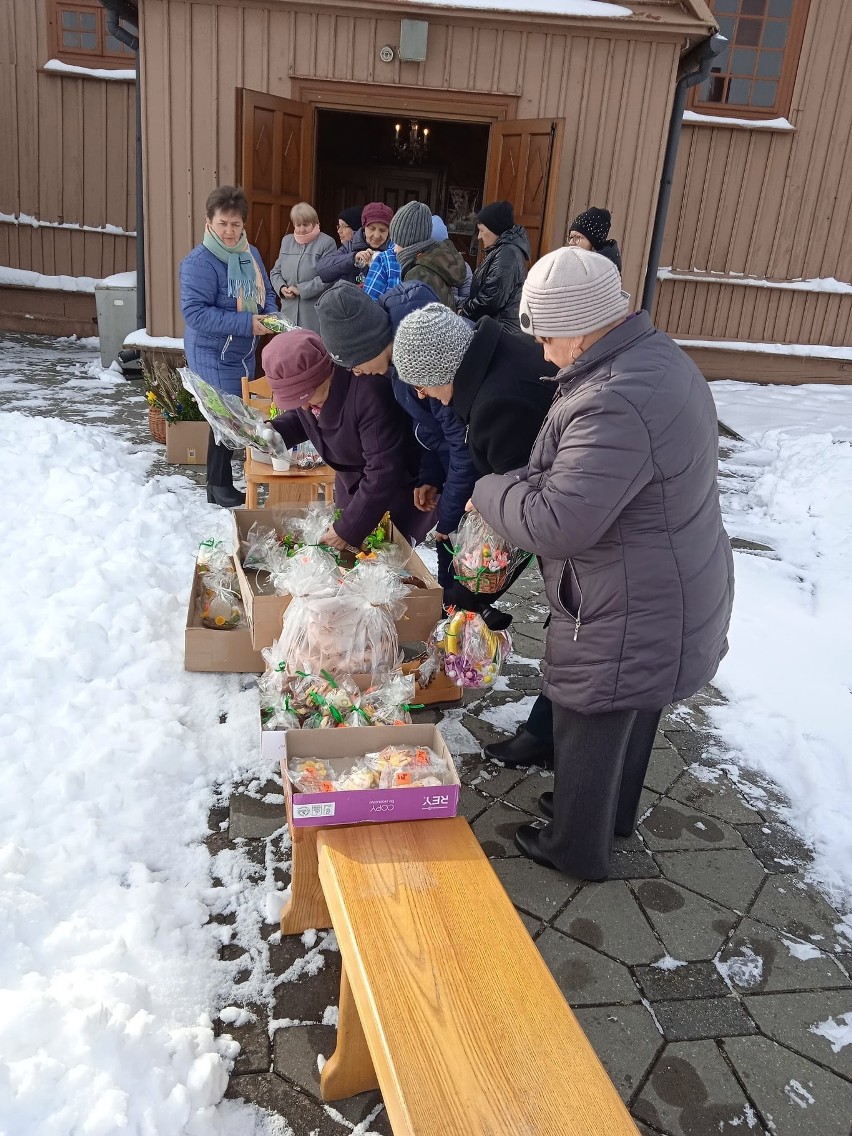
[393,120,429,165]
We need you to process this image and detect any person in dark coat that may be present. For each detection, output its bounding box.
[389,201,468,308]
[460,200,530,332]
[335,205,363,247]
[567,206,622,274]
[315,202,393,288]
[316,280,480,603]
[180,184,277,507]
[391,303,558,620]
[469,247,734,880]
[261,329,433,550]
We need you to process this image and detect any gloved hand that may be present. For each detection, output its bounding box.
[258,425,278,445]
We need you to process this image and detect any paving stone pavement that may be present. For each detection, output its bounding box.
[6,334,852,1136]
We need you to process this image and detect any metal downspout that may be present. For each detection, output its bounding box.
[641,33,726,314]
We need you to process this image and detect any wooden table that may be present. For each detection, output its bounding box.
[244,453,335,508]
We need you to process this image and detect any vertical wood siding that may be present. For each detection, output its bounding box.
[0,0,136,279]
[141,0,680,335]
[656,0,852,347]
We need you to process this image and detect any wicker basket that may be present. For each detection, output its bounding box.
[148,405,167,444]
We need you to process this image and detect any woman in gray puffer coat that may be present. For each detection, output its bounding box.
[269,202,336,333]
[472,247,734,881]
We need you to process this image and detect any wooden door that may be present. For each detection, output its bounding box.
[239,90,314,271]
[483,118,564,262]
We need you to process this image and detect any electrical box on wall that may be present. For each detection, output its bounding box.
[399,19,428,62]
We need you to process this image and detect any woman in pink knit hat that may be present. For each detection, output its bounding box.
[261,329,434,550]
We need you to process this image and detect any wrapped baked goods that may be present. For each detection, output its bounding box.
[433,609,511,689]
[451,512,529,595]
[352,671,417,726]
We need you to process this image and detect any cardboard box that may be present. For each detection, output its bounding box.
[231,507,443,650]
[283,725,459,827]
[166,420,209,465]
[184,561,265,673]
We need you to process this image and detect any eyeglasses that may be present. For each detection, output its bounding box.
[566,233,585,245]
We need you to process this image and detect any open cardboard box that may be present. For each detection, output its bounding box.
[184,559,265,673]
[231,507,443,650]
[282,724,459,827]
[166,420,209,465]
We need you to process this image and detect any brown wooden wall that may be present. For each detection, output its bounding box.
[0,0,136,280]
[655,0,852,349]
[141,0,685,336]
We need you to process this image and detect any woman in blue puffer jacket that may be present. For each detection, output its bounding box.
[180,185,278,507]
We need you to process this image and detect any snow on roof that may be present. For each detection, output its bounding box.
[660,268,852,296]
[677,338,852,362]
[0,211,135,236]
[0,265,101,292]
[396,0,632,17]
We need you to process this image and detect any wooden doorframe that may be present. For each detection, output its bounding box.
[290,79,517,125]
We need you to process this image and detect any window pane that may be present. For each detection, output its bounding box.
[707,75,728,102]
[80,12,96,29]
[741,0,767,14]
[80,31,96,49]
[756,49,783,77]
[61,10,79,28]
[729,78,752,104]
[751,80,778,107]
[736,18,763,46]
[717,16,736,41]
[768,0,793,16]
[62,29,80,47]
[713,0,740,12]
[762,19,789,47]
[731,47,757,75]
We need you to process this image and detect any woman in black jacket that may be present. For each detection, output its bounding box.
[460,200,530,332]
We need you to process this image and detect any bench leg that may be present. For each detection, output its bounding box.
[280,823,332,936]
[321,963,380,1101]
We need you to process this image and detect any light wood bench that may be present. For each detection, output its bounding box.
[311,817,640,1136]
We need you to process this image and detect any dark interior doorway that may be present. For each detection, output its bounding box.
[314,108,490,267]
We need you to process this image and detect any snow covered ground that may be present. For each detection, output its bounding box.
[712,381,852,907]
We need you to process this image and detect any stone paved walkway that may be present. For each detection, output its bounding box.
[4,334,851,1136]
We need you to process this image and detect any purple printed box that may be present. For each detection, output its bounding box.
[283,725,459,828]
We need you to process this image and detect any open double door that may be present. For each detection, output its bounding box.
[238,90,563,272]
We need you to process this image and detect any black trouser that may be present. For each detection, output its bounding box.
[538,703,663,880]
[206,427,234,489]
[525,693,553,741]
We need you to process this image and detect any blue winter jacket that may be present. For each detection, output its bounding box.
[380,281,479,536]
[180,243,277,394]
[315,228,392,287]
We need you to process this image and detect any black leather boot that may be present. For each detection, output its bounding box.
[483,728,554,769]
[206,484,246,508]
[514,822,558,869]
[538,791,554,819]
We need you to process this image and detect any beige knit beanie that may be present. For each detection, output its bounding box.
[519,247,629,338]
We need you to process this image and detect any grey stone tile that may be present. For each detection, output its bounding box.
[229,792,288,840]
[510,630,547,658]
[471,800,529,858]
[631,879,737,961]
[502,769,554,816]
[633,960,730,1003]
[456,783,490,823]
[461,710,511,748]
[490,854,581,920]
[535,928,639,1006]
[653,998,757,1042]
[737,822,812,874]
[656,848,766,910]
[516,909,543,938]
[637,787,661,821]
[573,1004,663,1101]
[634,1040,770,1136]
[609,848,662,880]
[663,729,714,763]
[640,800,746,852]
[226,1073,343,1134]
[725,1034,852,1136]
[748,876,849,949]
[668,771,765,825]
[554,881,664,965]
[644,745,686,794]
[744,990,852,1078]
[459,760,526,798]
[719,918,851,995]
[227,1009,271,1075]
[272,946,342,1025]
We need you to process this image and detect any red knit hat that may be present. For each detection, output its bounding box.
[262,330,333,411]
[361,202,393,227]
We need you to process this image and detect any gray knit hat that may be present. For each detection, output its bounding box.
[519,247,629,338]
[389,201,433,250]
[316,281,392,368]
[392,304,475,388]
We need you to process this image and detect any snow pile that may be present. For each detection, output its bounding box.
[0,265,102,292]
[711,382,852,905]
[715,946,764,990]
[0,412,280,1134]
[810,1012,852,1054]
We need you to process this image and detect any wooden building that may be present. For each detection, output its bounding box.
[3,0,850,383]
[0,0,137,336]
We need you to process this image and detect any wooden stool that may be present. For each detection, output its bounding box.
[241,374,335,507]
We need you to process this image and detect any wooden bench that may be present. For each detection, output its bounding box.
[307,817,640,1135]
